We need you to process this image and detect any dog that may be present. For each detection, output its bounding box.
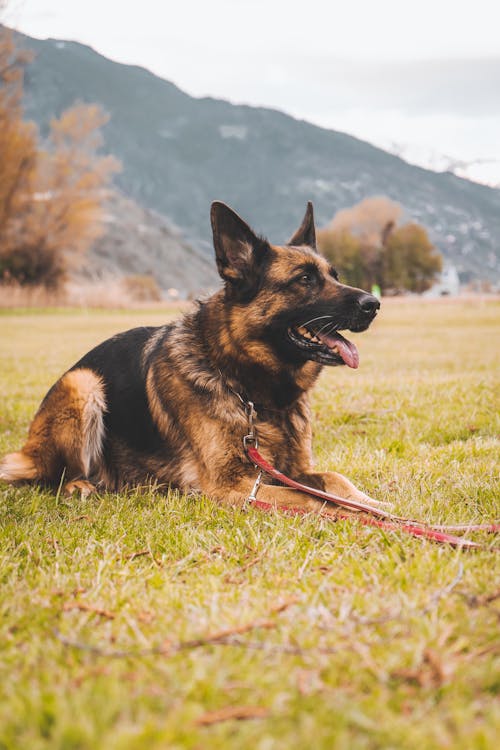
[0,201,381,512]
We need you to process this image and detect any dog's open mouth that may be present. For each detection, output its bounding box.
[288,324,359,368]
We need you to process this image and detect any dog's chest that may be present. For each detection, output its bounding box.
[252,407,311,466]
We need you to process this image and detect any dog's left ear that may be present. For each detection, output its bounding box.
[287,201,316,249]
[210,201,269,284]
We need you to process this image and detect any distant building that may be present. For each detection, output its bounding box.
[423,264,460,297]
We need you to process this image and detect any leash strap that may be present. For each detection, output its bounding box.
[245,443,498,549]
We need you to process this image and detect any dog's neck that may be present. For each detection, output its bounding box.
[195,293,322,410]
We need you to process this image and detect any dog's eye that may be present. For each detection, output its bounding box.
[299,272,315,286]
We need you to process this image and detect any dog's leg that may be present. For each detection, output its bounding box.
[297,471,390,508]
[205,479,340,516]
[203,464,391,514]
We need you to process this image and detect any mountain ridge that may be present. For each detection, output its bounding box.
[16,30,500,282]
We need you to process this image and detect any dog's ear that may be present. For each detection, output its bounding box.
[287,201,316,249]
[210,201,269,284]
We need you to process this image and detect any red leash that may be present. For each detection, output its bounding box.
[245,443,499,549]
[233,396,498,548]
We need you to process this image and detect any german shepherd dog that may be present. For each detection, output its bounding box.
[0,202,381,512]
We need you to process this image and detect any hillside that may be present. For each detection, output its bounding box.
[77,190,219,296]
[19,31,500,282]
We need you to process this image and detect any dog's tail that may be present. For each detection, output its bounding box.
[0,368,107,486]
[0,450,38,482]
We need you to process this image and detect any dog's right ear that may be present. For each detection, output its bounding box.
[210,201,269,284]
[287,201,316,249]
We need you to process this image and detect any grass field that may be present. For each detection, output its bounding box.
[0,298,499,749]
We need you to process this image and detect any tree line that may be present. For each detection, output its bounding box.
[0,25,119,288]
[317,196,442,294]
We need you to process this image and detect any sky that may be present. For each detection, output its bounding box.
[6,0,500,185]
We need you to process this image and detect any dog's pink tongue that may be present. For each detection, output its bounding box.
[317,331,359,369]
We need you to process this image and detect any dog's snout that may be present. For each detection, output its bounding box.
[357,294,380,315]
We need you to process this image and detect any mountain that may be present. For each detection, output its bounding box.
[18,31,500,282]
[76,191,219,296]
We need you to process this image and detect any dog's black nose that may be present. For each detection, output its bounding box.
[357,294,380,315]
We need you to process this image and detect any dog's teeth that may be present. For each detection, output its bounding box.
[296,326,321,343]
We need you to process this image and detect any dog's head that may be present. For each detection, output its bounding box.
[210,201,379,370]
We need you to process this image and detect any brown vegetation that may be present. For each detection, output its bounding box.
[0,276,169,309]
[0,26,119,289]
[121,274,162,302]
[318,196,442,294]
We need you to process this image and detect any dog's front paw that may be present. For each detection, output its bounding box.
[361,494,393,509]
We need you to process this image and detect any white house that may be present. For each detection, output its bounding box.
[423,264,460,296]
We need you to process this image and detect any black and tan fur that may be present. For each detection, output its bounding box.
[0,202,381,512]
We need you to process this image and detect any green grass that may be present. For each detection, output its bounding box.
[0,299,499,750]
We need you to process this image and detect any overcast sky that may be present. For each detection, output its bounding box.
[7,0,500,185]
